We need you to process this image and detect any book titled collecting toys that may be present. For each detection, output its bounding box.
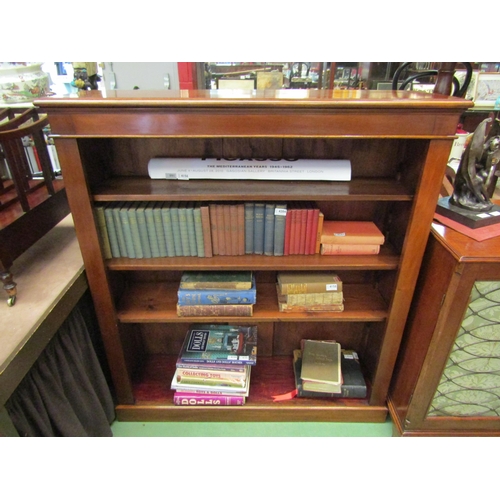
[179,324,258,365]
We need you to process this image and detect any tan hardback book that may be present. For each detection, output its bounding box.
[301,339,342,393]
[277,272,343,294]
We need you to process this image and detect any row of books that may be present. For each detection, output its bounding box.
[293,339,367,399]
[95,200,386,260]
[171,324,258,406]
[276,271,345,313]
[176,271,256,317]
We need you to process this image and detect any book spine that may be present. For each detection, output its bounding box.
[279,282,343,294]
[278,302,344,312]
[200,203,213,258]
[177,202,191,256]
[186,201,198,256]
[263,202,276,256]
[175,375,246,388]
[216,204,226,256]
[153,202,168,257]
[315,211,324,254]
[175,368,247,381]
[160,202,176,257]
[169,201,183,256]
[244,202,254,254]
[320,244,380,255]
[284,291,344,306]
[273,203,287,256]
[229,203,239,256]
[209,203,219,255]
[253,202,265,254]
[176,304,253,317]
[144,202,160,257]
[192,202,205,257]
[173,393,245,406]
[95,204,112,259]
[136,203,151,258]
[289,204,298,255]
[237,203,245,256]
[119,203,136,258]
[283,204,293,256]
[223,203,233,255]
[297,203,308,255]
[104,203,121,258]
[177,287,256,305]
[129,203,145,258]
[112,201,128,257]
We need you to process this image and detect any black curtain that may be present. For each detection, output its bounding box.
[6,292,115,437]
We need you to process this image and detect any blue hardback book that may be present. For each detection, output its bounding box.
[177,276,257,305]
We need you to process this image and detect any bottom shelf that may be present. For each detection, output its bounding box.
[116,355,388,423]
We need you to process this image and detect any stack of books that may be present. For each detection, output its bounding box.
[172,324,258,406]
[276,272,344,312]
[293,339,367,399]
[176,271,256,317]
[320,220,385,255]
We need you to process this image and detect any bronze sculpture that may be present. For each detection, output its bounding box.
[451,117,500,212]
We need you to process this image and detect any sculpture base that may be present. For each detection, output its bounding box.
[436,197,500,229]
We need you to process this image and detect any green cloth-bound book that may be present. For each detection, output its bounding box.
[112,201,128,257]
[120,202,136,258]
[153,201,168,257]
[145,201,160,258]
[136,201,152,258]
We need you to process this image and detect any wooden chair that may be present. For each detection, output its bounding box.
[0,107,69,306]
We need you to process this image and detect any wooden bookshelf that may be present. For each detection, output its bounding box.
[36,89,472,422]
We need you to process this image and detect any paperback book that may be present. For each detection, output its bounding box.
[173,392,245,406]
[178,324,258,365]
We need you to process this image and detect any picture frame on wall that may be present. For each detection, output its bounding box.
[474,72,500,107]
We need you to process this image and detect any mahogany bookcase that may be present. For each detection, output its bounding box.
[36,89,470,422]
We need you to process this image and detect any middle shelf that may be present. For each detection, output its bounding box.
[116,281,389,323]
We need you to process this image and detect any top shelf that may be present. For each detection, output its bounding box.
[92,177,414,202]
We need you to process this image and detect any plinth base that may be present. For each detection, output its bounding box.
[436,197,500,229]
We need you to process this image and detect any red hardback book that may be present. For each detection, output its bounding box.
[297,203,308,254]
[321,221,385,245]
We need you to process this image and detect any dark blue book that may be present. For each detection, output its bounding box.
[178,276,256,305]
[253,202,265,255]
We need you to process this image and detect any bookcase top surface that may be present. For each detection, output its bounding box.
[36,89,473,111]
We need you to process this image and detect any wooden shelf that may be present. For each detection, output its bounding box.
[93,177,414,202]
[116,355,387,423]
[116,282,388,323]
[106,247,400,272]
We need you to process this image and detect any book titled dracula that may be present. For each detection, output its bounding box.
[179,324,258,365]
